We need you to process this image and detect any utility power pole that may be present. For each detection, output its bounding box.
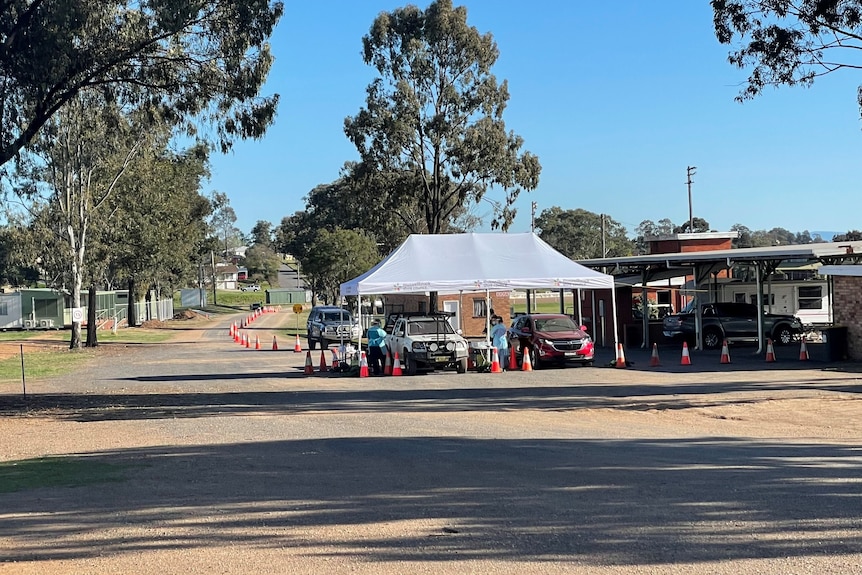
[686,166,697,233]
[531,201,537,233]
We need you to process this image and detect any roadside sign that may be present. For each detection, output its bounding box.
[71,307,84,323]
[293,304,303,314]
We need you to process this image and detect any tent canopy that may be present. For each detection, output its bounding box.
[340,233,614,296]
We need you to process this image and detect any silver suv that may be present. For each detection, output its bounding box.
[306,306,360,350]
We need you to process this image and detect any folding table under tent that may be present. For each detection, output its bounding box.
[340,232,620,359]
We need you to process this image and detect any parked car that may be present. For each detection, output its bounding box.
[661,302,803,349]
[306,306,361,350]
[385,312,469,375]
[508,313,594,368]
[241,284,260,292]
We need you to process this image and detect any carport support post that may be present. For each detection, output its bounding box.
[641,269,650,349]
[755,262,765,354]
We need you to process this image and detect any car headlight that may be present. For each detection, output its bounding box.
[429,342,439,352]
[445,341,455,352]
[581,334,592,343]
[455,341,467,350]
[411,342,427,351]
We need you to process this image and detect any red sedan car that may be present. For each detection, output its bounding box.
[508,314,594,368]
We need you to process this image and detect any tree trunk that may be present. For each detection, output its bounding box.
[86,285,98,347]
[127,277,137,327]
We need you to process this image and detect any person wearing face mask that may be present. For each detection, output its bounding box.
[490,315,509,370]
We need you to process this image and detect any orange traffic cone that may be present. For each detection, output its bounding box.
[799,339,809,361]
[383,349,392,375]
[392,351,403,376]
[272,336,278,351]
[615,342,627,368]
[508,346,518,370]
[467,351,475,371]
[331,349,340,370]
[229,323,234,337]
[765,338,776,362]
[359,351,369,377]
[304,351,314,374]
[649,343,660,367]
[319,350,328,372]
[680,342,692,366]
[294,334,302,353]
[521,349,533,371]
[244,333,250,349]
[234,329,240,343]
[490,348,502,373]
[720,340,731,364]
[254,335,261,350]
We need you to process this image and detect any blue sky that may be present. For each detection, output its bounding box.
[208,1,862,240]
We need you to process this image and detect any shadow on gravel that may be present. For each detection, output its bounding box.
[1,436,861,565]
[1,376,860,422]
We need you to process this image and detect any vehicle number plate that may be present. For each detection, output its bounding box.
[434,356,450,362]
[565,352,578,357]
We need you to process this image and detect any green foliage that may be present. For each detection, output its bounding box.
[536,207,633,260]
[244,244,281,284]
[832,230,862,241]
[0,0,283,168]
[344,0,541,234]
[712,0,862,110]
[0,457,132,493]
[302,228,380,304]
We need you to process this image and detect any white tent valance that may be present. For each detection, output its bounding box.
[340,233,614,296]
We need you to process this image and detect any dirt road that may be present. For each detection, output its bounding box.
[1,311,861,574]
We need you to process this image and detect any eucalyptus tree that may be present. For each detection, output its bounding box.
[15,93,155,348]
[301,228,380,305]
[344,0,541,235]
[92,144,212,328]
[0,0,282,172]
[712,1,862,111]
[535,207,633,260]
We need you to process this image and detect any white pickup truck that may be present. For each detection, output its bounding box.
[385,313,469,375]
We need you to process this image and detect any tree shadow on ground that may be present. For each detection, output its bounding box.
[1,437,861,565]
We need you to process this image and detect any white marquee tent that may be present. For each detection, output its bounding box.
[340,233,619,349]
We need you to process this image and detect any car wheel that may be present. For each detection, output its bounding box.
[774,326,794,346]
[404,349,417,376]
[703,328,723,350]
[456,357,467,374]
[529,347,541,370]
[307,335,317,350]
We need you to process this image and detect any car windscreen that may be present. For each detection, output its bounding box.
[407,319,455,335]
[533,317,578,333]
[322,312,351,322]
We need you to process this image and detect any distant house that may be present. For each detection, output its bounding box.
[204,263,239,290]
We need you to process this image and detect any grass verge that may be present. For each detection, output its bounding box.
[0,456,135,493]
[0,348,93,382]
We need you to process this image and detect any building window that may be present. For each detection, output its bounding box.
[798,285,823,310]
[472,298,487,318]
[0,302,7,316]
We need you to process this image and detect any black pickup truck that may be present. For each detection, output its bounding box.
[662,302,803,349]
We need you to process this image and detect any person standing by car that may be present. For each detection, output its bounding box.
[490,315,509,370]
[366,319,388,376]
